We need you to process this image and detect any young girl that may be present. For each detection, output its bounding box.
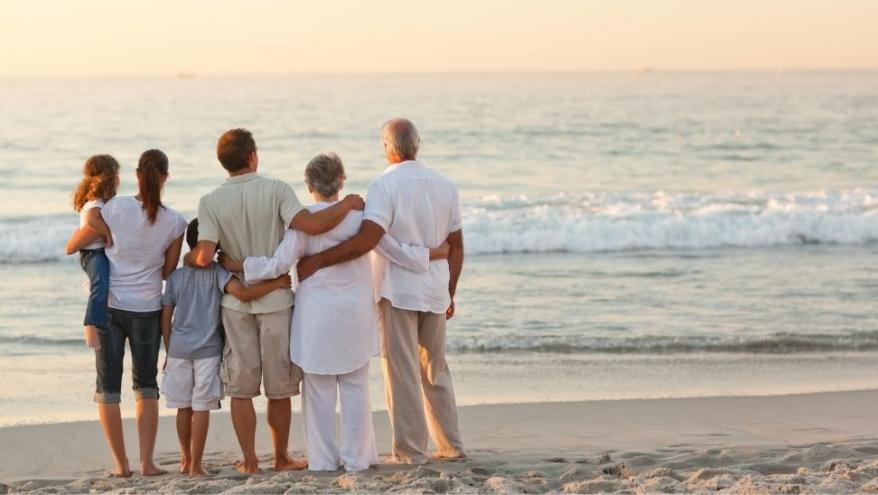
[65,154,119,349]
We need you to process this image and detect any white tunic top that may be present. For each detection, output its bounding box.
[102,196,188,312]
[243,202,430,375]
[364,160,462,314]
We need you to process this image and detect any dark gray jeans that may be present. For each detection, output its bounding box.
[94,308,162,404]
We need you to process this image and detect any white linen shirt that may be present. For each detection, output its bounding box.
[364,160,462,314]
[102,196,188,312]
[243,202,430,375]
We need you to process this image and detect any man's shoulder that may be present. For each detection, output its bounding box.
[423,166,456,188]
[248,174,290,193]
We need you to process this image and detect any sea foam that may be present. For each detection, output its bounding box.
[2,189,877,263]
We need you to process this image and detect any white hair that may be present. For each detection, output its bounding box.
[382,118,420,160]
[305,153,345,197]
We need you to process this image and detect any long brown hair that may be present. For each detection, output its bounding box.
[136,149,168,224]
[72,155,120,212]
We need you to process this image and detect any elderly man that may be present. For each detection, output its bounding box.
[297,118,465,464]
[185,128,364,473]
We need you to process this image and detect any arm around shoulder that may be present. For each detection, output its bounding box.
[184,240,218,268]
[289,194,364,235]
[297,219,385,280]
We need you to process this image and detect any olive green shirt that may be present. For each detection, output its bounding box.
[197,172,305,313]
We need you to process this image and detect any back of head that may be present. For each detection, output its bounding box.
[217,128,256,172]
[73,154,120,211]
[186,218,199,250]
[382,118,420,162]
[305,153,346,198]
[137,149,169,224]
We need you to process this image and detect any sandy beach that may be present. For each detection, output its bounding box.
[2,389,878,493]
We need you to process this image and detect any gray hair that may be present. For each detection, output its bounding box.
[305,153,346,198]
[382,118,420,160]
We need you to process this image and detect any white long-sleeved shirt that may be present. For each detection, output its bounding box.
[364,160,462,314]
[244,202,430,375]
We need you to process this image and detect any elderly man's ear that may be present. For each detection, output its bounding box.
[248,150,259,171]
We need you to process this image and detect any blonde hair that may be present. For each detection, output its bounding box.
[72,155,120,212]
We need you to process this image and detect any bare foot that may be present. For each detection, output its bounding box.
[141,463,168,476]
[383,455,428,465]
[274,456,308,471]
[235,459,261,474]
[180,457,191,474]
[431,451,468,461]
[189,465,208,477]
[108,460,132,478]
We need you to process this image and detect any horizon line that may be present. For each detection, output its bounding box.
[2,67,878,80]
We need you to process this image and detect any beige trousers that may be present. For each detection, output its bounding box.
[378,298,465,464]
[220,307,302,399]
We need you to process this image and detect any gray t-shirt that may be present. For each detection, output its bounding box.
[161,263,233,360]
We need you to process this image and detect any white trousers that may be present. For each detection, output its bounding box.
[301,362,378,472]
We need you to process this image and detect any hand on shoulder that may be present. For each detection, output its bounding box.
[343,194,365,211]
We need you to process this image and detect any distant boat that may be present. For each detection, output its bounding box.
[176,72,195,79]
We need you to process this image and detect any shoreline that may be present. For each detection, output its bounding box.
[6,349,878,428]
[4,389,878,493]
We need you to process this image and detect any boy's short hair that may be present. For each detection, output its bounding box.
[186,218,199,250]
[216,128,256,172]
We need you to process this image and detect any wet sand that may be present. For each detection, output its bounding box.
[3,390,878,493]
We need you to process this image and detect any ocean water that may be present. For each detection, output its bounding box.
[1,72,877,425]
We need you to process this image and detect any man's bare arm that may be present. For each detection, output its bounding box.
[297,220,385,280]
[183,240,218,269]
[290,194,364,235]
[446,229,464,319]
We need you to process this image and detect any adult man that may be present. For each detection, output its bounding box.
[185,128,363,473]
[297,118,465,464]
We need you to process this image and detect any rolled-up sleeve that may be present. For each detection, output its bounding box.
[363,181,392,232]
[243,229,302,283]
[279,182,306,227]
[196,196,220,244]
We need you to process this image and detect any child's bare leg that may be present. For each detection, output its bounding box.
[136,398,167,476]
[84,325,100,349]
[189,411,210,476]
[176,408,193,474]
[97,403,131,477]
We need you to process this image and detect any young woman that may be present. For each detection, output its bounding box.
[221,153,448,472]
[67,149,187,477]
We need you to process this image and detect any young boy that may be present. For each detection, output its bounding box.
[161,219,291,476]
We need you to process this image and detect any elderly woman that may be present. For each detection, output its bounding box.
[221,153,447,472]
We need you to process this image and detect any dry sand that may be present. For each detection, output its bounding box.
[2,390,878,493]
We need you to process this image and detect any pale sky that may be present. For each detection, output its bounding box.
[0,0,875,76]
